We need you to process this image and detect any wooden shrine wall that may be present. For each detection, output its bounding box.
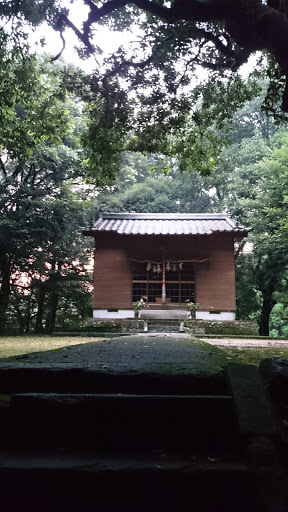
[92,233,236,311]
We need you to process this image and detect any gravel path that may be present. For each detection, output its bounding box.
[0,334,226,375]
[204,338,288,347]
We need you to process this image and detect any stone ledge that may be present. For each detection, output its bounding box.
[226,364,278,439]
[184,320,259,336]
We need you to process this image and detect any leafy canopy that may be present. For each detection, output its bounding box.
[0,29,71,160]
[210,120,288,336]
[0,42,92,329]
[4,0,288,183]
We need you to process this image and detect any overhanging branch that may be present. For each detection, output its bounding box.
[51,30,66,62]
[103,54,154,80]
[55,0,288,112]
[83,0,174,43]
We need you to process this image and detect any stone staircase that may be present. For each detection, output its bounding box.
[0,365,287,512]
[145,319,184,332]
[139,309,187,332]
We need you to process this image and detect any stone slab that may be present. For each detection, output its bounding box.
[0,452,252,512]
[259,358,288,394]
[6,393,235,451]
[226,364,278,438]
[0,334,227,381]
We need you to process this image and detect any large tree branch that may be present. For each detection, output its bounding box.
[171,0,237,21]
[104,54,154,80]
[58,0,288,110]
[80,0,237,42]
[51,30,66,62]
[62,0,288,62]
[0,158,7,178]
[57,12,94,52]
[83,0,174,33]
[193,27,237,58]
[102,32,175,79]
[191,26,253,69]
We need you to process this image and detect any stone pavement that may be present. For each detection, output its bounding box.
[0,333,227,375]
[1,335,288,511]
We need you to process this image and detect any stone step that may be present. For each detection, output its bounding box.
[0,451,255,512]
[140,310,188,320]
[4,393,237,451]
[144,319,183,332]
[0,368,227,394]
[0,364,286,512]
[137,318,184,332]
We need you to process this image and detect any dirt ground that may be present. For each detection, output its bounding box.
[203,338,288,348]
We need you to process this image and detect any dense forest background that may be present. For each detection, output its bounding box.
[1,66,288,336]
[1,4,288,336]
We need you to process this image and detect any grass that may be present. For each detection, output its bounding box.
[0,335,287,367]
[0,336,106,359]
[215,345,288,366]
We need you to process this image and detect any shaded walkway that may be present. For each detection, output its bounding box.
[0,334,226,375]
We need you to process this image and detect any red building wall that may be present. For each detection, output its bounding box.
[196,237,236,311]
[92,232,236,311]
[93,248,131,309]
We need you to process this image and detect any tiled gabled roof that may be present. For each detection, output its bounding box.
[86,213,249,236]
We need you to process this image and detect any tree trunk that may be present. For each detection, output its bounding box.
[259,294,276,337]
[0,259,11,329]
[45,291,59,334]
[35,284,46,334]
[24,292,33,334]
[15,306,24,335]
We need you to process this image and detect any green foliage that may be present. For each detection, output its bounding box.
[83,72,260,183]
[230,85,280,143]
[185,319,259,336]
[261,60,288,124]
[270,299,288,338]
[2,1,288,337]
[93,152,213,214]
[0,52,95,332]
[214,120,288,336]
[2,0,288,186]
[0,0,61,27]
[0,33,70,159]
[235,254,262,323]
[82,88,133,185]
[54,321,122,333]
[0,137,94,331]
[186,300,199,318]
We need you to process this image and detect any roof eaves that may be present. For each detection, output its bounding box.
[101,212,229,221]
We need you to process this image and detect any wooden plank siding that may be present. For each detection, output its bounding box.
[92,232,236,311]
[93,249,132,309]
[196,245,236,311]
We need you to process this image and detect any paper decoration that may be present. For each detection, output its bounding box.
[145,260,184,272]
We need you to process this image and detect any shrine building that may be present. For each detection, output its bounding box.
[83,213,249,322]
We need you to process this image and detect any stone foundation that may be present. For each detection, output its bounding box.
[184,320,259,336]
[82,317,259,336]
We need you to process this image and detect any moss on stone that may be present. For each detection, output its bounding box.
[184,320,259,336]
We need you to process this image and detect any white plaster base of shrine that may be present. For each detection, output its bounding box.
[196,311,235,322]
[92,309,235,321]
[93,309,135,319]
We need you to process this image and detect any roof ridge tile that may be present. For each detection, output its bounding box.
[89,212,249,237]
